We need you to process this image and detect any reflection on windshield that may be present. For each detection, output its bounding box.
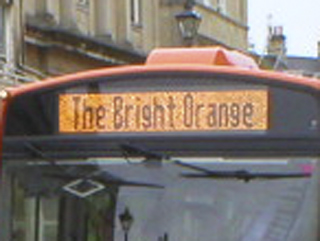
[8,158,317,241]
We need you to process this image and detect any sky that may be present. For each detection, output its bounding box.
[248,0,320,57]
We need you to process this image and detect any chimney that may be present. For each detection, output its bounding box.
[267,26,286,57]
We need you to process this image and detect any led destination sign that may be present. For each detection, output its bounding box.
[59,90,268,133]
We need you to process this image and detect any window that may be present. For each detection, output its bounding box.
[217,0,226,14]
[78,0,89,6]
[130,0,142,26]
[77,0,89,9]
[202,0,211,6]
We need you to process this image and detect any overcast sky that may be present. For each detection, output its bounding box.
[248,0,320,57]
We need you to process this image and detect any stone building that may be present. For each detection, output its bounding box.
[20,0,248,76]
[266,26,286,57]
[258,26,320,78]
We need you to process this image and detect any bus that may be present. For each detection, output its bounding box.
[0,47,318,241]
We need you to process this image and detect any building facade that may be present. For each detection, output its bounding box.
[21,0,248,77]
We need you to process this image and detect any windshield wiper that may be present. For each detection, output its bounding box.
[174,160,312,182]
[25,143,164,190]
[120,143,312,183]
[180,169,311,182]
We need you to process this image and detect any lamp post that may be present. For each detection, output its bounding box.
[119,207,134,241]
[175,0,202,46]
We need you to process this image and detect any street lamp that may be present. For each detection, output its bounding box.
[119,207,134,241]
[175,1,202,46]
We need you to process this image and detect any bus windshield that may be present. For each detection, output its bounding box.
[8,156,317,241]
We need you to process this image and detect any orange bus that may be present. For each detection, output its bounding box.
[0,47,318,241]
